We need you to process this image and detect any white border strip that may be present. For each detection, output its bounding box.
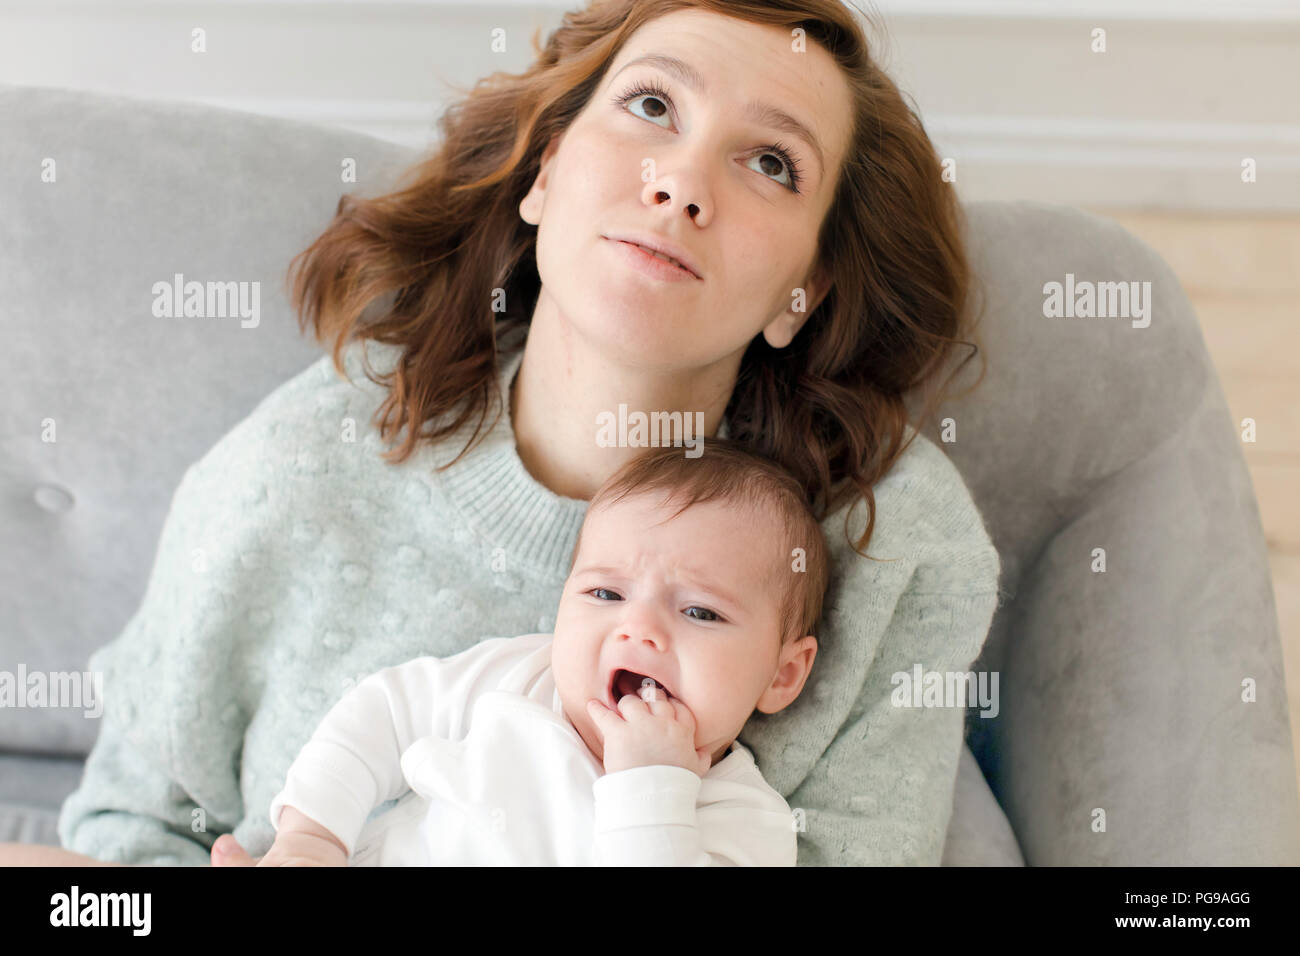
[4,0,1300,21]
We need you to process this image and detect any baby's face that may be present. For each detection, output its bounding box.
[552,492,801,768]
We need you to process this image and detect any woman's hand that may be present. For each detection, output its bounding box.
[211,808,348,867]
[0,843,128,866]
[210,834,263,867]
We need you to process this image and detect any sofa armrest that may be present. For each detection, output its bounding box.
[998,377,1300,864]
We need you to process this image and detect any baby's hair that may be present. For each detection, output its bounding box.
[569,437,831,646]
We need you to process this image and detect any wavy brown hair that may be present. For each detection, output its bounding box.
[287,0,988,560]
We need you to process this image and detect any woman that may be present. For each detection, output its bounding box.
[12,0,999,867]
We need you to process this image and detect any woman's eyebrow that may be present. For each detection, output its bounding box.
[610,52,826,179]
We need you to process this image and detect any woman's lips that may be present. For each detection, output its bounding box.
[608,238,700,282]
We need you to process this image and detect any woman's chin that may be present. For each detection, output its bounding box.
[580,323,701,369]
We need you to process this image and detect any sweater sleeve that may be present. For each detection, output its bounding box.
[591,765,796,866]
[761,428,1005,866]
[56,463,233,866]
[791,577,1000,866]
[57,383,340,867]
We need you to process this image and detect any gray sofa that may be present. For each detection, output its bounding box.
[4,84,1298,865]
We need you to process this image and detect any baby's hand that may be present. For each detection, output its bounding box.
[587,683,712,778]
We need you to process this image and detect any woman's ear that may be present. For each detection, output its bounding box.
[806,261,832,316]
[519,133,564,226]
[762,262,831,349]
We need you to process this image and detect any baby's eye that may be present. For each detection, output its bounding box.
[590,587,621,601]
[684,606,720,623]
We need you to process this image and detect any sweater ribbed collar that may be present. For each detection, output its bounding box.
[376,332,730,581]
[431,343,588,580]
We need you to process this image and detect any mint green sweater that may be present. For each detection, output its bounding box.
[58,336,1002,866]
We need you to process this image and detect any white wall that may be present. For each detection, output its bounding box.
[1,0,1296,211]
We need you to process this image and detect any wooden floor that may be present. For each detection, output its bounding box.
[1081,207,1300,803]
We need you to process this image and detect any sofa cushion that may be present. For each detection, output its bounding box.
[0,84,414,754]
[0,752,86,845]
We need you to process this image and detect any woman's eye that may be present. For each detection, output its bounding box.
[625,91,672,128]
[590,587,621,601]
[616,84,803,193]
[749,152,793,186]
[684,606,720,623]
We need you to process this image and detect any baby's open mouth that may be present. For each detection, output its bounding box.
[609,668,676,706]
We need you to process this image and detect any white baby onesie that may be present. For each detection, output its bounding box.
[268,632,797,865]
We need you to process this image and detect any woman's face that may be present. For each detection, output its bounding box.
[519,8,853,372]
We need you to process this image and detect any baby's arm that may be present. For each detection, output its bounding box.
[592,766,796,866]
[589,688,795,865]
[267,656,454,862]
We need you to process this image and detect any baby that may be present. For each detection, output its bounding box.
[261,436,829,866]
